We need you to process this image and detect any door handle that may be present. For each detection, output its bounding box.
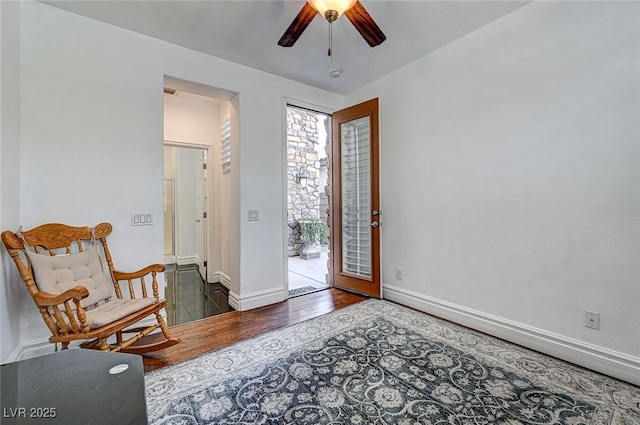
[371,221,379,228]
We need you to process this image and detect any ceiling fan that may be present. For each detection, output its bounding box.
[278,0,386,53]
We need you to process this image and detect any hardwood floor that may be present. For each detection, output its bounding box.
[143,288,367,373]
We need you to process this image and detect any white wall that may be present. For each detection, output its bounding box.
[9,0,344,356]
[348,1,640,384]
[164,93,218,146]
[0,0,23,363]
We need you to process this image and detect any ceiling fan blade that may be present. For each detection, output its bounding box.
[344,0,386,47]
[278,2,318,47]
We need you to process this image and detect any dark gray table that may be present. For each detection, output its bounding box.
[1,349,147,424]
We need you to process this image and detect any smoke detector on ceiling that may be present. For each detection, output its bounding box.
[330,69,343,78]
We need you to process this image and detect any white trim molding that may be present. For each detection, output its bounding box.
[12,337,58,361]
[383,283,640,386]
[216,271,232,290]
[11,313,168,362]
[228,287,286,312]
[176,255,200,267]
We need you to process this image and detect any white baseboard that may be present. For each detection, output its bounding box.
[209,271,220,284]
[383,284,640,386]
[10,312,168,362]
[228,286,285,312]
[7,344,23,363]
[229,291,240,311]
[216,271,231,290]
[12,337,57,361]
[176,255,199,266]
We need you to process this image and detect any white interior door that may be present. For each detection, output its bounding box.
[196,150,208,280]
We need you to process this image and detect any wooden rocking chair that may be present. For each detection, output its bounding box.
[1,222,180,354]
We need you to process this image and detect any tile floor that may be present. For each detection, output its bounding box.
[288,250,330,292]
[164,264,233,326]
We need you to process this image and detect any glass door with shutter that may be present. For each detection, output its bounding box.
[331,98,380,297]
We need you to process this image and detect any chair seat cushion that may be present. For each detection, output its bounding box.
[86,298,157,329]
[26,245,111,308]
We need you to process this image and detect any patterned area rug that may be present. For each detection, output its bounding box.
[288,285,327,298]
[145,300,639,425]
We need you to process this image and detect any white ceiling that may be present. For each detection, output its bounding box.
[42,0,529,95]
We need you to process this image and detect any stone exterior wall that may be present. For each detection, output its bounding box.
[319,158,329,227]
[287,108,321,256]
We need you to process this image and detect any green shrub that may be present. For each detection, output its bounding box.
[296,218,328,245]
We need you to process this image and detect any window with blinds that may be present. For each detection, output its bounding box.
[340,116,372,277]
[221,117,231,174]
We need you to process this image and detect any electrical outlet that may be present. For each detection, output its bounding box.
[395,268,403,280]
[584,310,600,330]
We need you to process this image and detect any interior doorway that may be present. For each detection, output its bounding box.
[163,78,238,324]
[286,105,331,298]
[163,145,208,276]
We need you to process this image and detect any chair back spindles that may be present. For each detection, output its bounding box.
[140,278,148,298]
[128,280,136,299]
[63,301,80,333]
[51,305,70,335]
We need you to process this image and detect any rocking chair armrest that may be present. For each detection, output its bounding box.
[33,286,90,307]
[112,264,165,300]
[112,264,165,281]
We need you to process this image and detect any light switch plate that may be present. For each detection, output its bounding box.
[248,209,259,221]
[131,212,153,226]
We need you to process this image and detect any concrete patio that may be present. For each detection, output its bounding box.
[288,250,329,292]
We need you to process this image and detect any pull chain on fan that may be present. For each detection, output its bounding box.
[328,20,333,58]
[319,4,341,59]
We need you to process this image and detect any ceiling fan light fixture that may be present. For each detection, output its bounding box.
[308,0,357,22]
[278,1,386,50]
